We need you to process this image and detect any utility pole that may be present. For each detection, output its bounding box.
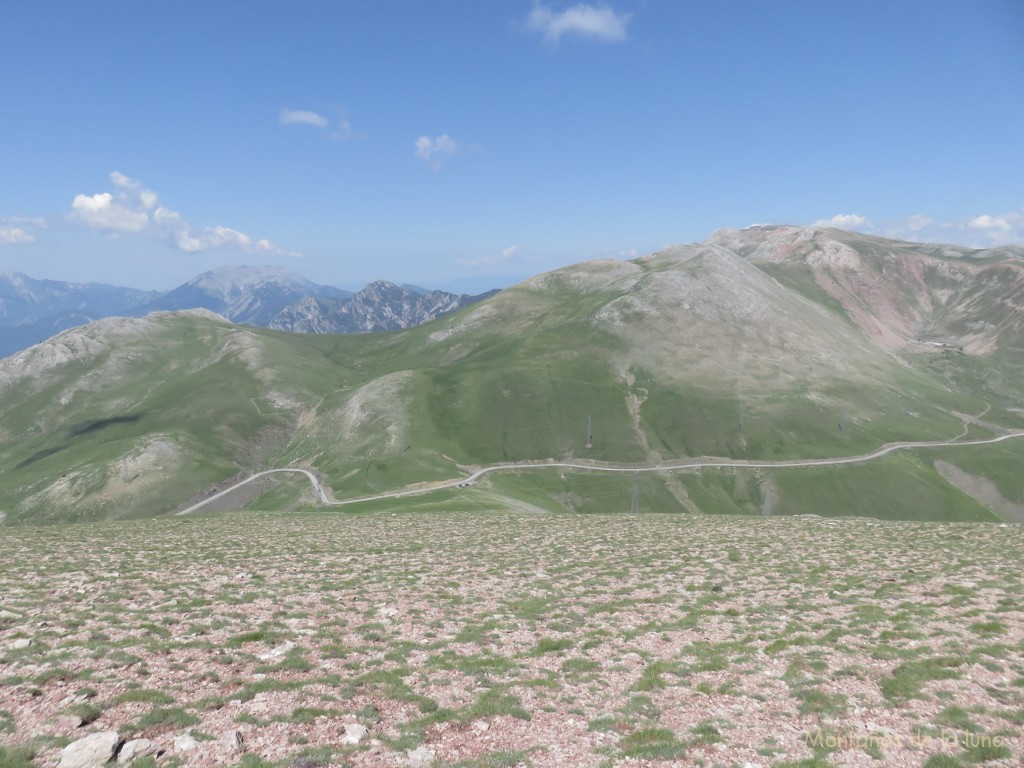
[630,471,639,514]
[586,414,593,448]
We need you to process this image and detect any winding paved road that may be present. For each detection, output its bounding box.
[176,430,1024,515]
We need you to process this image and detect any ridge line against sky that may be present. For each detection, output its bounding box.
[1,1,1022,290]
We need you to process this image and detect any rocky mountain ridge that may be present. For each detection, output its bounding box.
[712,225,1024,355]
[0,267,496,358]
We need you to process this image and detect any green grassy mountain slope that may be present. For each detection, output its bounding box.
[1,228,1021,524]
[0,311,353,523]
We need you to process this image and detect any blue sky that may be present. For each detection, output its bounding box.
[1,1,1022,291]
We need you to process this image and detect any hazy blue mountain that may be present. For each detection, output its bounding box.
[125,265,352,326]
[0,272,158,358]
[1,266,499,358]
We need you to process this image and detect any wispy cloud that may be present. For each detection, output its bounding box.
[70,172,299,257]
[0,227,34,245]
[414,134,459,170]
[0,216,47,245]
[527,2,630,43]
[280,107,364,140]
[279,108,329,128]
[458,244,520,267]
[813,208,1024,248]
[330,113,364,141]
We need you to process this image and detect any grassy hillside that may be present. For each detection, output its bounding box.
[1,228,1022,524]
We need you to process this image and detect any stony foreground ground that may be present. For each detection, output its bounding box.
[1,511,1022,768]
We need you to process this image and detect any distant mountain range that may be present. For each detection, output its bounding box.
[0,267,497,358]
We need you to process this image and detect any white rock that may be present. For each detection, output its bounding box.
[221,730,245,753]
[742,763,763,768]
[11,638,31,649]
[408,746,435,767]
[258,641,295,660]
[118,739,160,764]
[471,720,489,733]
[378,606,399,619]
[864,722,895,736]
[341,723,369,745]
[249,700,270,714]
[173,734,200,752]
[59,731,120,768]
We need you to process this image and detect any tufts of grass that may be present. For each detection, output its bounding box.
[633,660,688,692]
[969,621,1007,636]
[532,637,573,655]
[435,751,532,768]
[112,689,175,706]
[59,703,103,725]
[618,727,687,759]
[796,688,848,718]
[881,657,963,703]
[0,745,36,768]
[225,630,282,648]
[465,688,531,722]
[135,706,199,731]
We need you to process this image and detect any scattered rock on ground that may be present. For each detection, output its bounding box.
[222,729,245,753]
[59,731,120,768]
[257,640,296,660]
[341,723,369,745]
[408,746,435,767]
[56,715,83,729]
[173,734,200,752]
[117,739,160,765]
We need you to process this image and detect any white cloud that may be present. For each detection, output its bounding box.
[70,171,299,257]
[414,134,459,170]
[813,213,871,230]
[968,214,1012,233]
[457,244,521,267]
[281,107,364,140]
[902,214,933,233]
[0,215,46,245]
[279,108,329,128]
[527,3,630,43]
[72,191,152,233]
[0,227,34,244]
[811,208,1024,248]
